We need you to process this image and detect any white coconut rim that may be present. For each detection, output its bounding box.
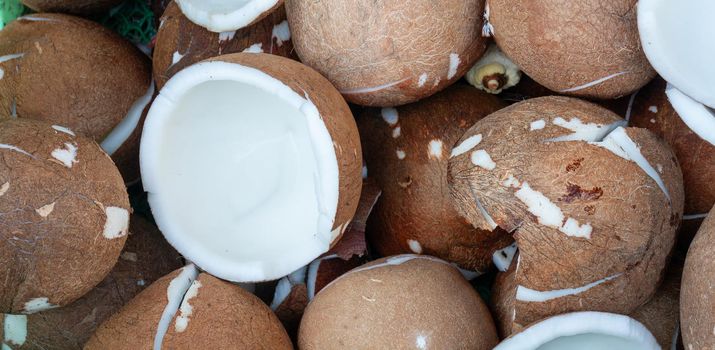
[494,311,660,350]
[665,84,715,146]
[175,0,280,33]
[638,0,715,108]
[140,60,340,283]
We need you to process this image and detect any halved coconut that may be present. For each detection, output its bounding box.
[174,0,282,33]
[494,311,659,350]
[448,96,684,335]
[0,118,130,313]
[141,53,362,283]
[0,13,153,183]
[21,0,123,14]
[153,1,298,90]
[357,84,511,271]
[638,0,715,109]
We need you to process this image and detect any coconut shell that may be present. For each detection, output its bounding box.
[681,206,715,349]
[487,0,655,99]
[0,13,152,182]
[299,255,498,349]
[285,0,489,107]
[358,84,511,271]
[627,77,715,216]
[0,118,130,313]
[273,283,308,340]
[21,0,123,14]
[0,215,182,350]
[449,96,684,335]
[206,53,362,241]
[153,1,299,91]
[323,179,380,260]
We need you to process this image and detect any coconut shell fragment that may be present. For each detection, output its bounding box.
[0,13,153,182]
[358,84,511,271]
[0,118,130,314]
[449,96,684,335]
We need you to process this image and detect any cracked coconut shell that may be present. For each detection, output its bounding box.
[0,13,152,182]
[86,268,292,349]
[0,215,182,350]
[0,118,130,314]
[357,84,511,272]
[153,1,298,90]
[298,255,498,350]
[448,96,683,335]
[487,0,655,99]
[681,206,715,349]
[285,0,489,107]
[21,0,123,14]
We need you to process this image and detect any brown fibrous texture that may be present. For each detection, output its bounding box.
[0,13,152,182]
[0,118,130,313]
[21,0,123,14]
[681,207,715,349]
[358,84,511,271]
[488,0,656,99]
[299,256,498,349]
[285,0,489,107]
[153,1,299,91]
[448,96,683,335]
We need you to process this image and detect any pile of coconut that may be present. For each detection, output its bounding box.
[0,0,712,348]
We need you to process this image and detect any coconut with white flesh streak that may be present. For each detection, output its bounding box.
[0,13,152,182]
[141,53,362,283]
[87,266,292,349]
[175,0,282,33]
[494,311,659,350]
[20,0,123,14]
[285,0,490,106]
[0,118,130,314]
[299,255,499,350]
[153,2,298,90]
[358,85,511,271]
[487,0,655,99]
[448,96,684,335]
[665,85,715,147]
[638,0,715,110]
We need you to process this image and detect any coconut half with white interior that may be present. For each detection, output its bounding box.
[141,53,362,283]
[174,0,283,33]
[494,311,660,350]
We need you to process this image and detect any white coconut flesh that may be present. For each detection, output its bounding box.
[638,0,715,109]
[175,0,280,32]
[141,61,339,283]
[494,312,660,350]
[101,81,155,156]
[665,84,715,146]
[154,264,199,350]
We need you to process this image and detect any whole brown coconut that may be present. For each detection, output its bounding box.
[153,1,299,90]
[449,96,684,335]
[299,255,499,349]
[487,0,655,99]
[358,84,511,271]
[0,13,153,182]
[86,266,292,349]
[285,0,489,107]
[0,215,182,350]
[681,206,715,349]
[0,118,130,314]
[21,0,123,14]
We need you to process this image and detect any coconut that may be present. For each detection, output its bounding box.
[298,255,499,349]
[0,118,130,314]
[626,77,715,218]
[0,215,182,350]
[0,13,153,183]
[86,265,292,349]
[465,43,522,95]
[173,0,283,33]
[487,0,655,99]
[448,96,684,335]
[681,206,715,349]
[493,311,660,350]
[141,53,362,283]
[285,0,489,107]
[357,84,511,272]
[153,1,298,90]
[21,0,123,14]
